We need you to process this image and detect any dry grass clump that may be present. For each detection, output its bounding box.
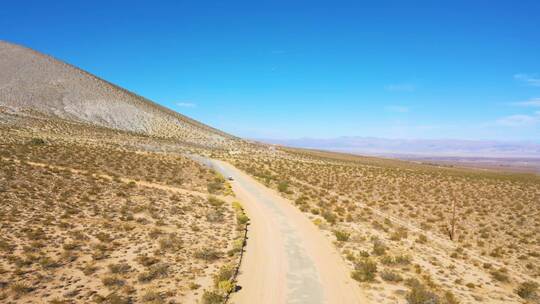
[515,281,539,300]
[194,248,222,261]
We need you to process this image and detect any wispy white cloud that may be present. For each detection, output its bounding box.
[385,105,409,113]
[385,84,416,92]
[500,98,540,126]
[496,113,540,127]
[514,74,540,87]
[175,102,197,108]
[512,97,540,107]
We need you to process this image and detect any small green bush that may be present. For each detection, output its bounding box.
[333,230,350,242]
[278,181,290,193]
[237,213,249,225]
[213,265,235,287]
[201,290,224,304]
[351,258,377,282]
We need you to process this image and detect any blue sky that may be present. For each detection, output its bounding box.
[1,0,540,141]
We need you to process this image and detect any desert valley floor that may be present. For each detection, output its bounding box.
[0,40,539,304]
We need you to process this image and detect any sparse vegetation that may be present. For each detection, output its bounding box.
[227,146,540,303]
[0,124,239,303]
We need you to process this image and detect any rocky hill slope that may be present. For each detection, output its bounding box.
[0,41,236,148]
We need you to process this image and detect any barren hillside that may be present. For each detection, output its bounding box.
[0,41,237,148]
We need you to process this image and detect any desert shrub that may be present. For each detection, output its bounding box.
[372,240,387,256]
[278,181,290,193]
[29,138,46,145]
[322,210,337,225]
[137,272,154,283]
[394,254,412,265]
[217,280,235,294]
[333,230,350,242]
[10,281,34,295]
[148,228,164,239]
[0,239,14,251]
[152,262,169,276]
[201,290,224,304]
[213,264,235,287]
[380,255,394,265]
[351,258,377,282]
[516,281,539,299]
[228,238,245,256]
[380,270,403,282]
[108,262,131,274]
[82,263,99,275]
[158,233,182,252]
[94,292,130,304]
[390,227,409,241]
[405,280,439,304]
[102,276,125,288]
[237,213,249,225]
[358,250,370,258]
[442,291,460,304]
[136,255,159,267]
[416,234,428,244]
[206,209,225,223]
[194,248,221,261]
[137,262,169,283]
[141,289,163,303]
[62,242,81,251]
[96,232,113,243]
[207,176,225,194]
[38,256,61,269]
[208,196,225,207]
[490,268,510,282]
[49,298,71,304]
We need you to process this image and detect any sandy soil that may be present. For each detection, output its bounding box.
[208,159,369,304]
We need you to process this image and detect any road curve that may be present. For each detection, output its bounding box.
[208,159,367,304]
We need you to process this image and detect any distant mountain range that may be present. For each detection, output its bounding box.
[259,137,540,158]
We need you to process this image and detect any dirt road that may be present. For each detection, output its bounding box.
[207,159,367,304]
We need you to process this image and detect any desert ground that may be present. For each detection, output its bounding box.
[222,147,540,304]
[1,113,539,303]
[0,120,249,304]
